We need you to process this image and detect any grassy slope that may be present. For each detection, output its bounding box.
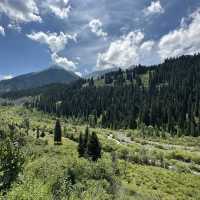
[86,69,150,88]
[0,106,200,200]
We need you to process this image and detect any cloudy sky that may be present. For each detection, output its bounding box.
[0,0,200,79]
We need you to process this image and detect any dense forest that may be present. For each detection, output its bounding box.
[3,54,200,137]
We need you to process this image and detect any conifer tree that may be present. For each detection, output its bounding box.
[8,124,15,139]
[23,118,30,136]
[41,131,45,138]
[78,133,85,157]
[83,126,89,151]
[36,127,40,139]
[87,132,101,161]
[54,119,62,145]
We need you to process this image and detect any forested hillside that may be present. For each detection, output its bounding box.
[3,54,200,137]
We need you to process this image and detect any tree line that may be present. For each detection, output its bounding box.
[6,54,200,137]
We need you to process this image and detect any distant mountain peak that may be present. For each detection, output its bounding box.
[0,66,80,94]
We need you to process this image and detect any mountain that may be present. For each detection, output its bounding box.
[3,54,200,137]
[0,65,79,93]
[84,68,118,79]
[13,53,200,137]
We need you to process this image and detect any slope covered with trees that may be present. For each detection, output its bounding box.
[5,54,200,137]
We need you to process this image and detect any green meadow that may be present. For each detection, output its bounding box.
[0,105,200,200]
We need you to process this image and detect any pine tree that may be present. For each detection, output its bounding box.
[8,124,15,139]
[41,131,45,138]
[87,132,101,161]
[54,119,62,145]
[78,133,85,157]
[83,126,89,151]
[23,118,30,136]
[36,127,40,139]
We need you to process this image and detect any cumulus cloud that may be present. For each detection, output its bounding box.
[27,31,78,71]
[0,74,13,80]
[97,8,200,70]
[96,31,158,70]
[27,31,77,53]
[41,0,71,19]
[89,19,107,38]
[143,1,164,16]
[0,0,42,23]
[75,71,82,77]
[7,23,22,32]
[3,75,13,80]
[0,26,5,36]
[51,53,77,71]
[139,40,159,65]
[158,8,200,60]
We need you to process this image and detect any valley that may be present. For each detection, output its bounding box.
[1,54,200,199]
[0,106,200,200]
[0,1,200,199]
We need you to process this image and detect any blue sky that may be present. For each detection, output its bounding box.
[0,0,200,79]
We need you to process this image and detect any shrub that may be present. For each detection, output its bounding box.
[0,135,25,191]
[52,157,120,200]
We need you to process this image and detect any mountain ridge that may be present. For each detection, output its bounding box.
[0,65,79,93]
[9,53,200,137]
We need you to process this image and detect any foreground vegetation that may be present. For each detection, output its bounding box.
[0,106,200,199]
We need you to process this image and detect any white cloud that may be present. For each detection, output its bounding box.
[41,0,71,19]
[158,8,200,60]
[89,19,107,38]
[0,0,42,23]
[51,53,77,71]
[97,8,200,70]
[7,23,22,32]
[96,31,157,70]
[27,31,77,53]
[143,1,164,16]
[0,26,5,36]
[75,71,82,77]
[0,75,13,80]
[139,41,159,65]
[27,31,78,72]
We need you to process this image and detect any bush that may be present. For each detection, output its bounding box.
[52,157,120,200]
[0,135,25,191]
[169,151,191,163]
[35,139,48,146]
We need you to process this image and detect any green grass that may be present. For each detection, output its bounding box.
[0,105,200,200]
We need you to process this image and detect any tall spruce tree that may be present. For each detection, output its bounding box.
[41,130,45,138]
[78,133,85,157]
[83,126,89,151]
[54,119,62,145]
[36,127,40,139]
[87,132,101,161]
[23,118,30,136]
